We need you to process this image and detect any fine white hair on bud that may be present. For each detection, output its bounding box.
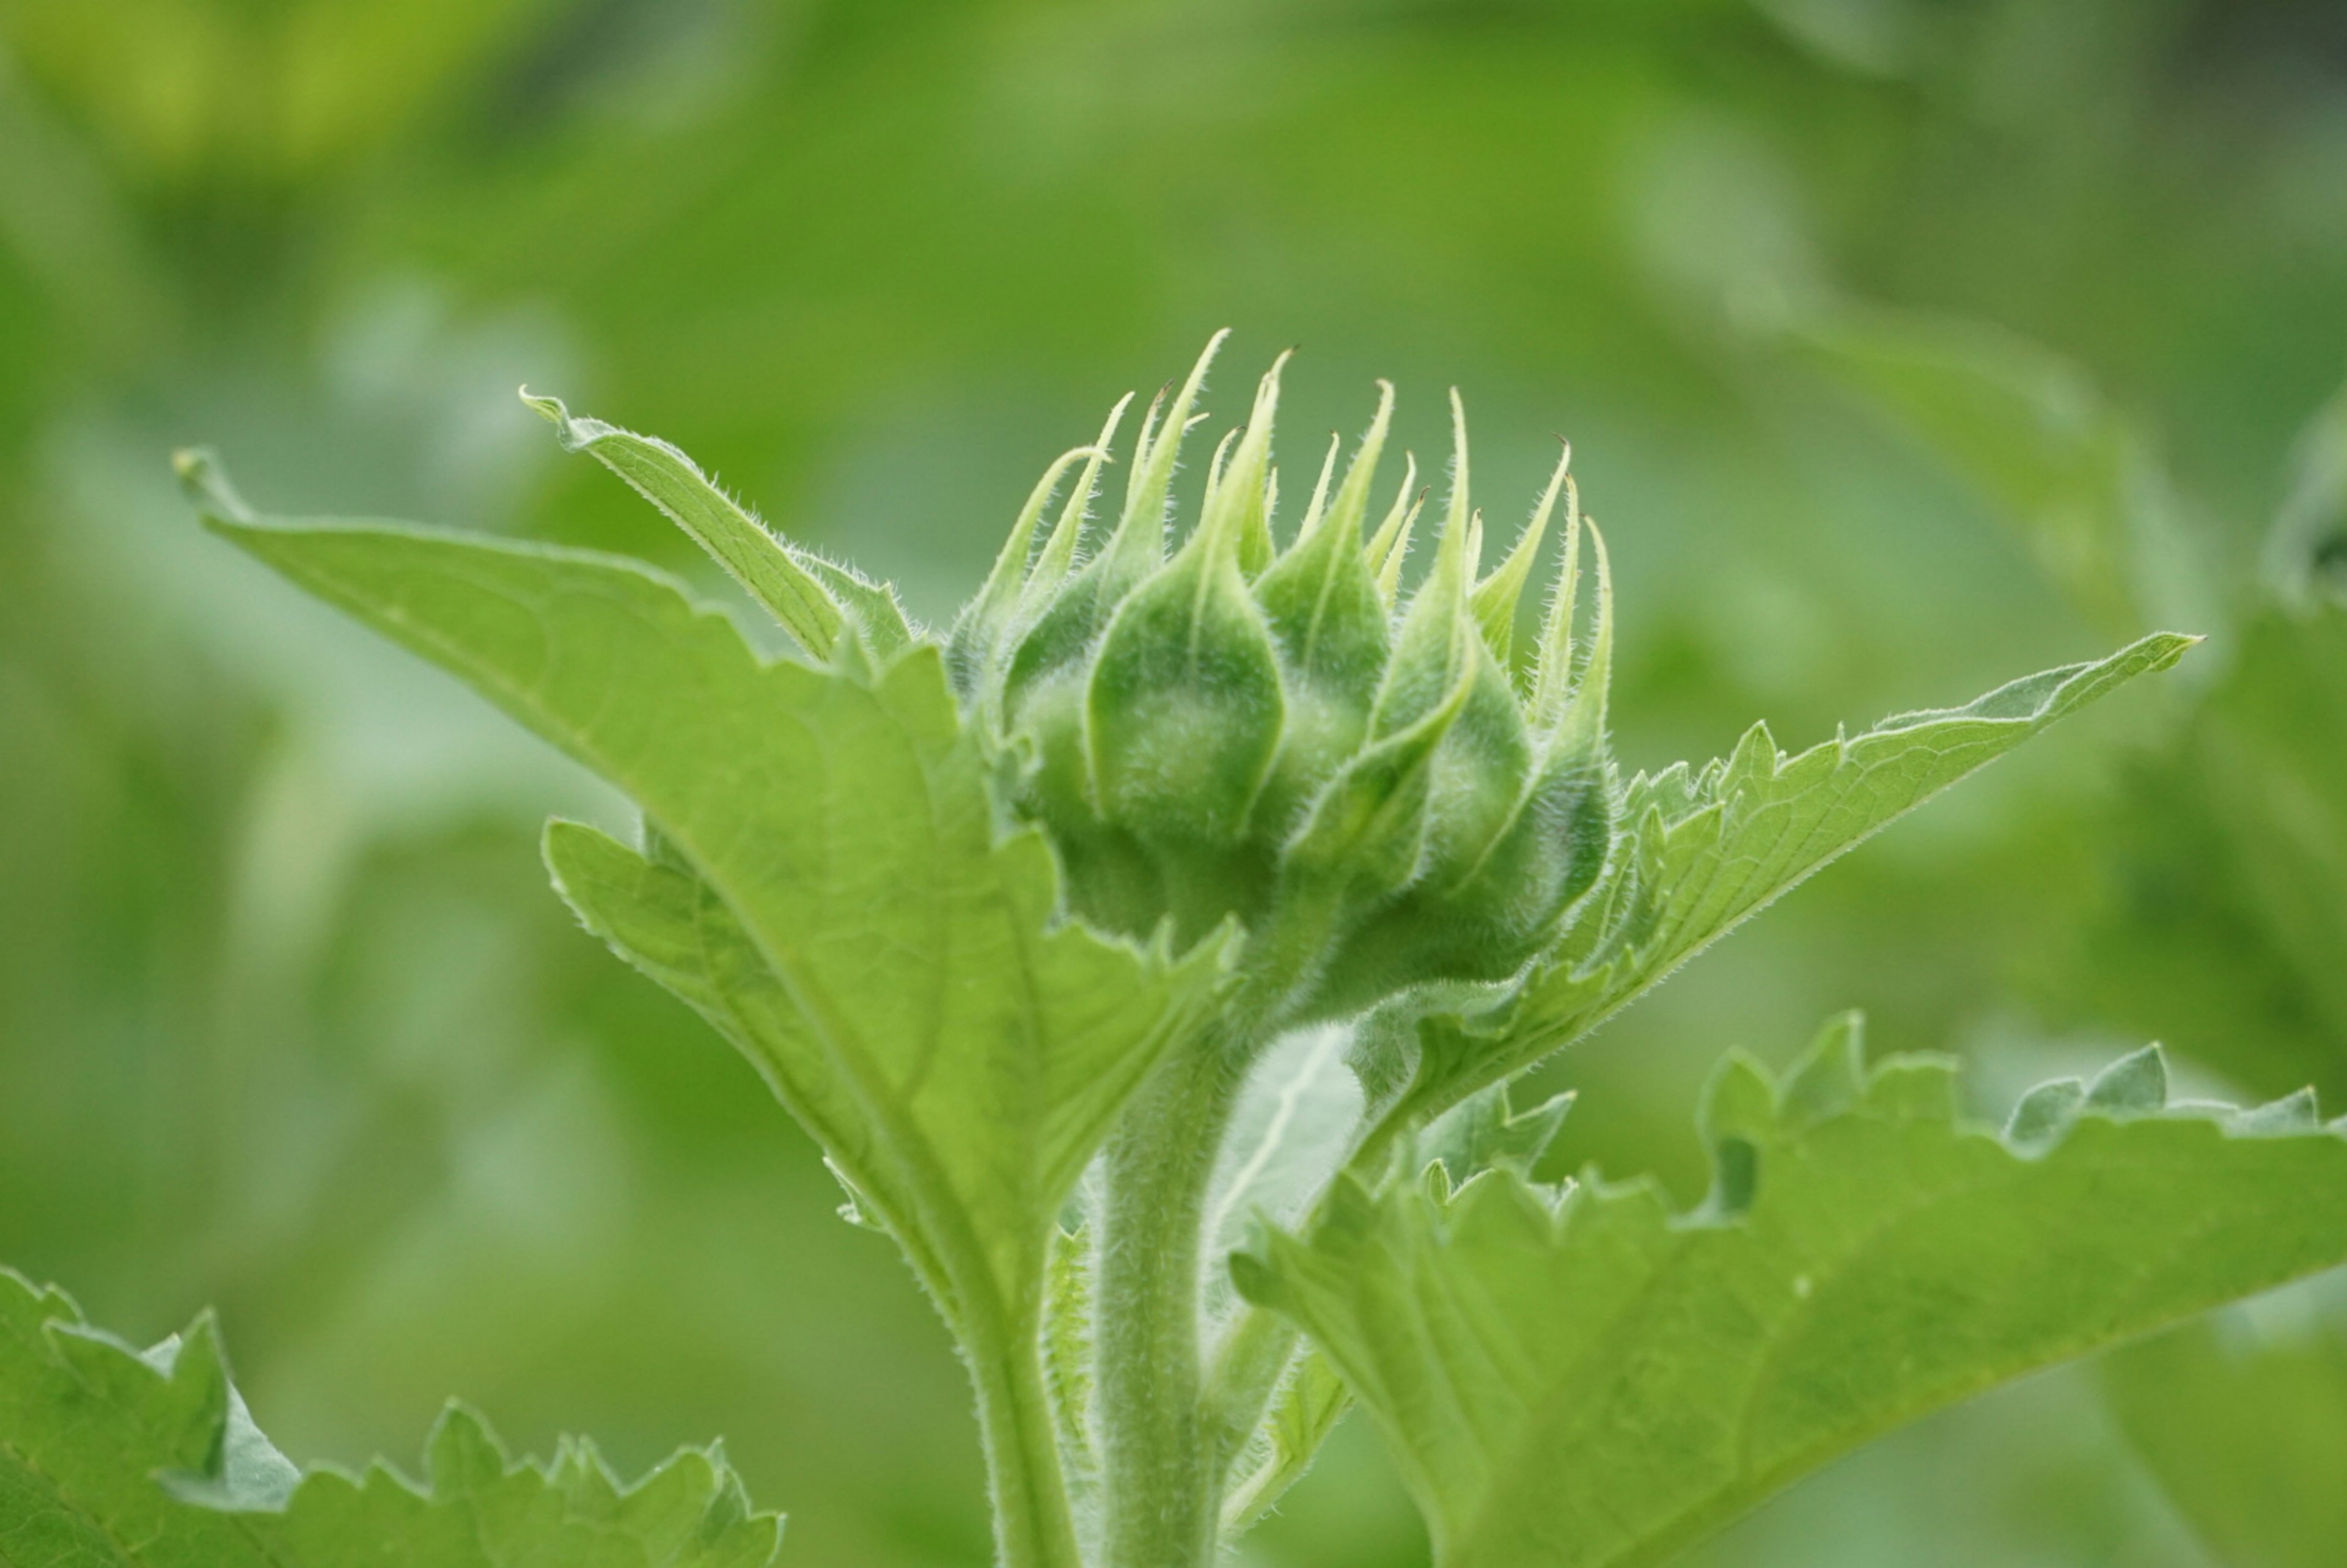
[947,337,1617,1027]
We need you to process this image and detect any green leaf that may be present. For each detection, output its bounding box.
[1194,1028,1364,1535]
[0,1266,780,1566]
[1205,1025,1364,1302]
[1218,1349,1349,1537]
[523,392,912,659]
[1041,1218,1101,1517]
[2103,1302,2347,1568]
[1240,1023,2347,1568]
[2268,375,2347,607]
[1789,306,2180,638]
[2088,606,2347,1099]
[1384,632,2195,1129]
[200,508,1224,1346]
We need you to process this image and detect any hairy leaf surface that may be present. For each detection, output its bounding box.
[524,392,913,659]
[0,1267,779,1566]
[1387,632,2194,1127]
[202,510,1224,1339]
[1241,1020,2347,1568]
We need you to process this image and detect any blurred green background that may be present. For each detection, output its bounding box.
[3,1,2345,1563]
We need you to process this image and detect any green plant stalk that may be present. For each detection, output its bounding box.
[969,1315,1089,1568]
[1095,1029,1247,1568]
[157,353,2233,1568]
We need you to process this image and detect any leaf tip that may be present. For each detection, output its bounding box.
[174,446,255,525]
[2083,1042,2170,1116]
[1700,1048,1777,1147]
[2004,1075,2085,1151]
[2230,1086,2323,1138]
[1780,1011,1867,1130]
[518,384,567,425]
[425,1401,510,1495]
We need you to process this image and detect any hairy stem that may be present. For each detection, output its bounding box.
[1096,1035,1244,1568]
[970,1316,1089,1568]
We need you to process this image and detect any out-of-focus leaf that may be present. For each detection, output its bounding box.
[2104,1307,2347,1568]
[2268,378,2347,609]
[1241,1019,2347,1568]
[2077,607,2347,1101]
[1383,633,2194,1131]
[1791,307,2202,639]
[0,1266,781,1566]
[2,0,555,183]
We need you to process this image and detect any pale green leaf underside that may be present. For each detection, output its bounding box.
[1397,632,2194,1124]
[1220,1351,1348,1536]
[0,1267,779,1567]
[1244,1030,2347,1568]
[204,513,1222,1336]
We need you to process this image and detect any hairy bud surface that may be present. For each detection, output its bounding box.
[946,337,1616,1027]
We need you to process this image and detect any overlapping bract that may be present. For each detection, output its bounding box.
[947,335,1614,1028]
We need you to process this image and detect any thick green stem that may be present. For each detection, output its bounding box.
[1096,1036,1244,1568]
[970,1319,1089,1568]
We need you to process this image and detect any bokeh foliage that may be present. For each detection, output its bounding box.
[1,2,2342,1564]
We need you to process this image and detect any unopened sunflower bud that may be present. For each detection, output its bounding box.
[959,339,1618,1024]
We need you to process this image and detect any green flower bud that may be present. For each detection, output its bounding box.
[952,340,1618,1027]
[1085,359,1290,933]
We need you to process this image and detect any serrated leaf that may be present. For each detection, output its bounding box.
[200,509,1224,1349]
[1041,1217,1101,1527]
[524,392,912,659]
[1218,1350,1350,1537]
[0,1266,780,1566]
[1240,1033,2347,1568]
[1384,632,2194,1129]
[1408,1080,1573,1189]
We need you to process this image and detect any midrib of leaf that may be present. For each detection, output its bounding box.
[364,562,1043,1319]
[221,526,1055,1330]
[1461,1146,2226,1568]
[0,1436,139,1567]
[1206,1026,1349,1256]
[1379,632,2196,1141]
[1249,1040,2347,1568]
